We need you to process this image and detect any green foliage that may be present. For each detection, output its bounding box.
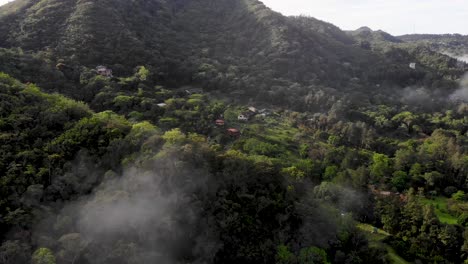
[0,1,467,263]
[276,245,295,264]
[281,166,305,180]
[242,138,282,157]
[299,144,309,158]
[47,111,131,159]
[370,153,391,180]
[31,248,56,264]
[420,196,459,225]
[392,111,416,134]
[391,171,409,191]
[298,247,329,264]
[452,191,466,201]
[323,165,338,181]
[162,128,186,145]
[135,66,149,81]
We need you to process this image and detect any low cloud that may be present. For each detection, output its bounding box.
[33,157,220,264]
[450,72,468,102]
[442,51,468,63]
[400,87,432,106]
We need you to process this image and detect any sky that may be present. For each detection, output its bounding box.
[261,0,468,35]
[0,0,467,35]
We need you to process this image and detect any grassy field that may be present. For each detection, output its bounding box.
[420,197,458,225]
[357,223,410,264]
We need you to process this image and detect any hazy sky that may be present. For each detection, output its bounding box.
[261,0,468,35]
[0,0,467,35]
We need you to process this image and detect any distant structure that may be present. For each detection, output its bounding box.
[369,185,407,202]
[157,103,167,108]
[96,65,113,77]
[238,113,249,121]
[185,88,203,95]
[238,107,258,121]
[409,63,416,70]
[258,108,271,118]
[56,63,68,71]
[215,119,225,126]
[227,128,240,137]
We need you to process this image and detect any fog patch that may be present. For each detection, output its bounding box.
[400,87,433,106]
[457,54,468,63]
[442,51,468,63]
[33,158,220,264]
[450,73,468,102]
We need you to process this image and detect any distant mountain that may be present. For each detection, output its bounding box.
[0,0,438,98]
[348,27,403,45]
[346,28,466,80]
[398,34,468,62]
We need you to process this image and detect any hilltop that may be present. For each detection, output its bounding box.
[0,0,451,100]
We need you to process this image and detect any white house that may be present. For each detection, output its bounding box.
[238,114,249,121]
[96,65,113,77]
[409,63,416,70]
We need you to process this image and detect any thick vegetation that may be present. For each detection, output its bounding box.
[0,0,467,263]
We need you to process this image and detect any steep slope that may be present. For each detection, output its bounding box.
[347,28,467,81]
[0,0,171,65]
[0,0,424,96]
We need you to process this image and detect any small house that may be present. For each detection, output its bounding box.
[56,63,67,71]
[238,114,249,121]
[157,103,167,108]
[409,62,416,70]
[248,106,257,113]
[96,65,113,77]
[238,110,256,121]
[215,119,225,126]
[227,128,240,137]
[379,191,392,196]
[258,108,271,117]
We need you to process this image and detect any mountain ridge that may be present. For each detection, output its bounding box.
[0,0,465,106]
[0,0,424,93]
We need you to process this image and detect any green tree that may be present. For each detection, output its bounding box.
[298,247,329,264]
[299,144,309,158]
[31,248,56,264]
[370,153,391,181]
[409,163,424,179]
[162,128,186,145]
[452,191,466,201]
[135,66,149,81]
[391,170,409,191]
[323,165,338,181]
[276,244,295,264]
[423,171,443,189]
[392,111,417,134]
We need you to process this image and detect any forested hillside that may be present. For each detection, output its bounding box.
[1,0,460,99]
[0,0,467,263]
[399,34,468,62]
